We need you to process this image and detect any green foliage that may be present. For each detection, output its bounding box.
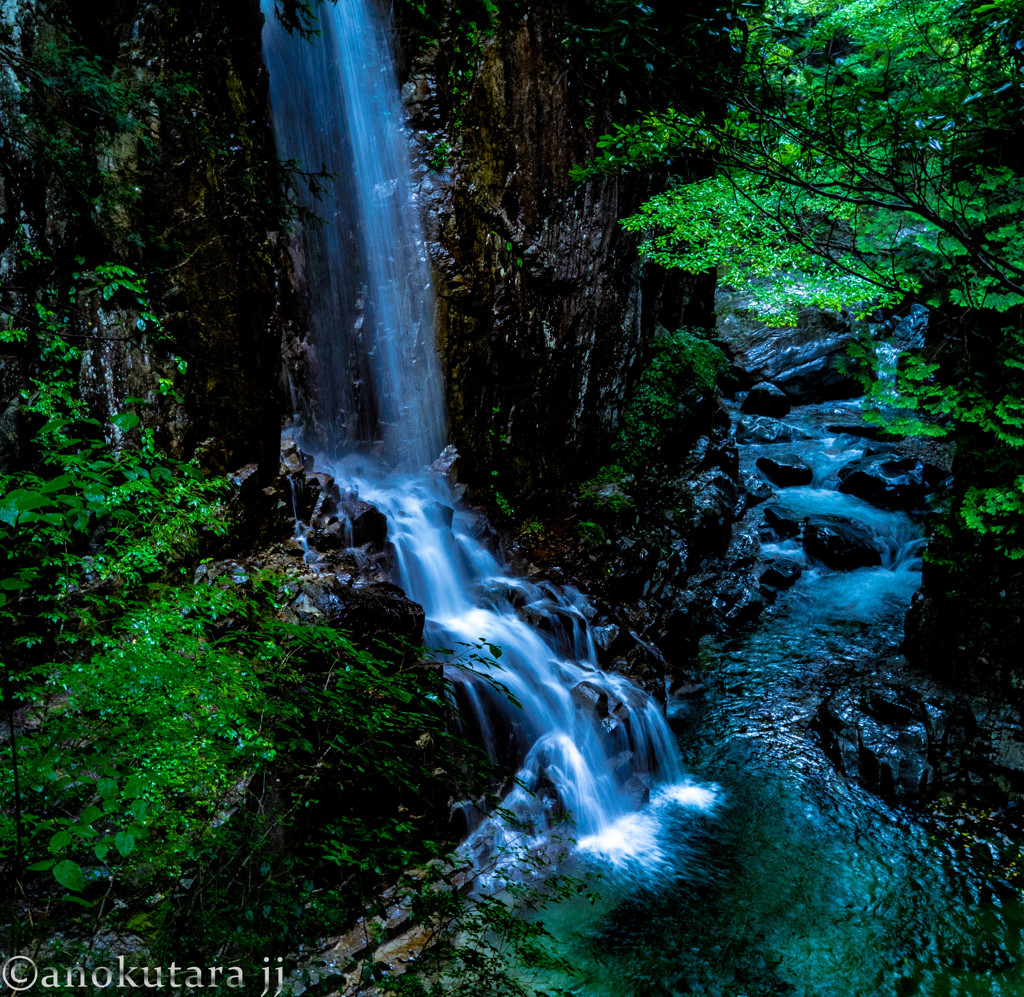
[580,0,1024,557]
[396,0,499,133]
[428,135,453,171]
[616,329,728,466]
[0,264,587,994]
[579,464,636,516]
[557,1,749,112]
[591,0,1024,314]
[576,519,607,545]
[0,264,229,903]
[493,487,515,518]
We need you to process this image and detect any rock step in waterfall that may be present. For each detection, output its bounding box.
[261,0,716,877]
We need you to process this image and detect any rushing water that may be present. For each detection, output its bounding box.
[527,401,1024,996]
[262,0,444,466]
[261,0,712,880]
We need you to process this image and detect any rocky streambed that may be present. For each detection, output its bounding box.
[519,306,1024,996]
[208,293,1024,995]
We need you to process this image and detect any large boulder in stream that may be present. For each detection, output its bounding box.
[760,505,801,541]
[756,453,813,488]
[571,680,634,737]
[759,557,803,590]
[813,686,935,799]
[802,514,883,569]
[736,415,814,444]
[813,662,1024,802]
[338,497,389,547]
[837,452,934,510]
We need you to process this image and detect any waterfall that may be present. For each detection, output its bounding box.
[262,0,444,467]
[261,0,714,876]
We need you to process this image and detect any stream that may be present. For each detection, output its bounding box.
[532,398,1024,996]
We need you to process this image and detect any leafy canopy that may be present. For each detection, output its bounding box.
[579,0,1024,553]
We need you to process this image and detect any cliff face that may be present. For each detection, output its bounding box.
[0,0,283,478]
[402,12,713,509]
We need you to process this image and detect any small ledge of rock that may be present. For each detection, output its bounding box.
[802,514,882,569]
[837,452,936,510]
[756,453,813,488]
[759,558,802,590]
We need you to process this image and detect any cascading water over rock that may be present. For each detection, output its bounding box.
[261,0,715,875]
[262,0,444,467]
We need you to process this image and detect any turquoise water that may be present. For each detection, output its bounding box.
[531,409,1024,997]
[537,594,1024,995]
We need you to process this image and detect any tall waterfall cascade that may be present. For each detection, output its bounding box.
[262,0,444,467]
[261,0,715,874]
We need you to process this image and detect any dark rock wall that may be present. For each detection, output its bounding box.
[403,13,713,508]
[0,0,283,479]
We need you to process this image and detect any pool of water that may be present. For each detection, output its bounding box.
[526,402,1024,997]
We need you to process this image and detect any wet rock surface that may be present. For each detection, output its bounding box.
[803,515,884,569]
[837,452,939,510]
[736,415,814,444]
[742,381,791,418]
[755,453,813,488]
[813,685,935,799]
[717,286,865,402]
[758,557,802,590]
[402,18,714,507]
[812,659,1024,801]
[214,434,426,652]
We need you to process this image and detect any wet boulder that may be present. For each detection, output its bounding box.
[473,578,529,609]
[430,444,460,489]
[756,453,813,488]
[837,453,931,510]
[736,415,817,445]
[717,288,864,401]
[424,501,455,530]
[571,680,636,739]
[590,622,621,654]
[736,415,787,445]
[316,519,348,550]
[281,437,314,475]
[678,469,739,542]
[892,303,929,350]
[759,558,802,590]
[338,497,389,547]
[741,472,774,507]
[761,505,801,541]
[813,687,934,799]
[742,381,791,418]
[307,472,341,522]
[712,578,766,626]
[803,514,882,569]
